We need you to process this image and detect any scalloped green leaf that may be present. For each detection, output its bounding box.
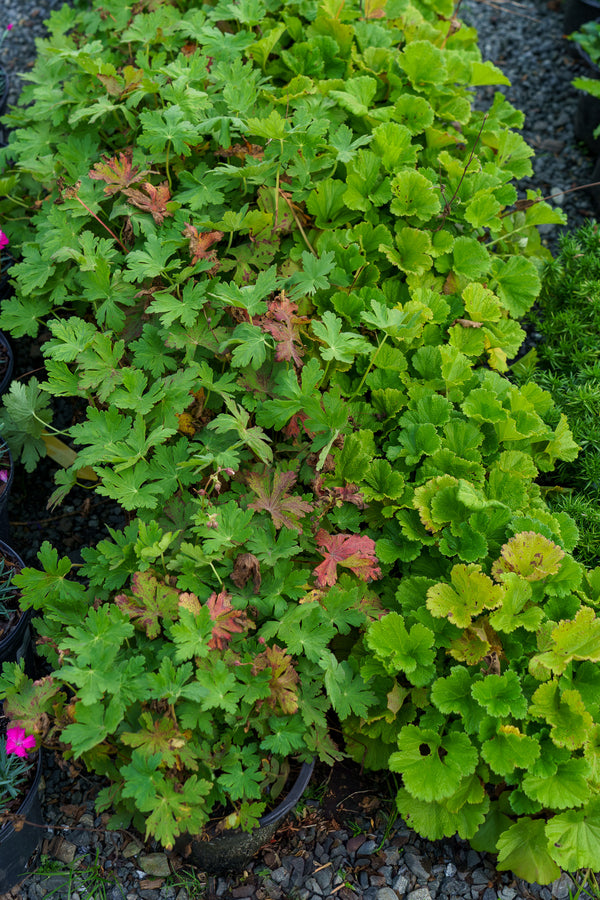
[426,564,504,628]
[399,41,447,88]
[390,170,441,221]
[533,607,600,676]
[489,573,544,634]
[389,725,478,802]
[528,680,593,750]
[521,757,591,810]
[497,817,561,884]
[480,726,541,778]
[545,797,600,872]
[430,666,486,733]
[366,612,436,686]
[492,531,565,583]
[471,671,527,719]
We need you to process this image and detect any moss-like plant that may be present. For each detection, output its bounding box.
[513,221,600,566]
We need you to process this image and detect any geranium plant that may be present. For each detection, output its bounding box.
[0,535,381,848]
[1,0,598,885]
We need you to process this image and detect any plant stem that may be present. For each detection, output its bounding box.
[74,196,128,253]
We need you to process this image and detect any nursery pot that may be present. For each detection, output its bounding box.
[0,332,13,397]
[0,256,15,303]
[0,439,14,543]
[0,735,44,892]
[0,66,8,120]
[174,759,315,875]
[564,0,600,34]
[574,88,600,154]
[0,542,35,676]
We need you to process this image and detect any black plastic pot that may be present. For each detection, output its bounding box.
[0,542,35,676]
[0,438,13,544]
[0,332,13,400]
[175,759,315,875]
[0,255,14,302]
[564,0,600,34]
[0,66,8,119]
[0,732,44,892]
[574,88,600,153]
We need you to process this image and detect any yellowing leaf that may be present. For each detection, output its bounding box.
[427,564,504,628]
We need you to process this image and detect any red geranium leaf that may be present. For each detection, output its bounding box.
[124,181,173,225]
[247,470,313,531]
[255,293,309,367]
[89,150,153,195]
[206,590,251,650]
[313,530,382,587]
[182,224,224,272]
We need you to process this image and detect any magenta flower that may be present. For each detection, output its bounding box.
[0,470,8,483]
[6,24,12,32]
[0,231,8,251]
[5,726,36,758]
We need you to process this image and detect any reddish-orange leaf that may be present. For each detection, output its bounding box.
[313,530,382,587]
[183,224,224,273]
[89,150,152,195]
[252,644,299,714]
[247,470,313,531]
[256,293,308,367]
[124,181,173,225]
[206,590,251,650]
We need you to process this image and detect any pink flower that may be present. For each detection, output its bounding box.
[5,726,36,758]
[6,24,13,32]
[0,470,8,483]
[0,231,8,251]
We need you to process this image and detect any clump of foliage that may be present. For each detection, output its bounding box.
[2,0,600,885]
[512,221,600,566]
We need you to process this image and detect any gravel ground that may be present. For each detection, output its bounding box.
[0,0,598,898]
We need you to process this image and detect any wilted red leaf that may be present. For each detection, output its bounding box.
[206,590,251,649]
[231,553,261,594]
[183,224,224,273]
[256,293,309,366]
[89,150,152,195]
[247,470,313,531]
[252,644,299,714]
[313,530,382,587]
[124,181,173,225]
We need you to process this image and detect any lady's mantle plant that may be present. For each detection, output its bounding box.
[0,0,597,884]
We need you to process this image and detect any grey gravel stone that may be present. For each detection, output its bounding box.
[393,873,410,894]
[376,889,400,900]
[270,866,289,886]
[552,874,576,899]
[404,851,431,882]
[407,889,432,900]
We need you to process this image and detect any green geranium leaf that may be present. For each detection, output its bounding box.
[389,726,478,802]
[366,612,436,687]
[522,757,591,810]
[533,607,600,676]
[496,817,561,884]
[471,671,527,719]
[400,41,446,87]
[488,573,544,633]
[390,170,441,221]
[528,681,593,750]
[481,726,541,778]
[430,666,485,733]
[545,797,600,872]
[490,256,541,318]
